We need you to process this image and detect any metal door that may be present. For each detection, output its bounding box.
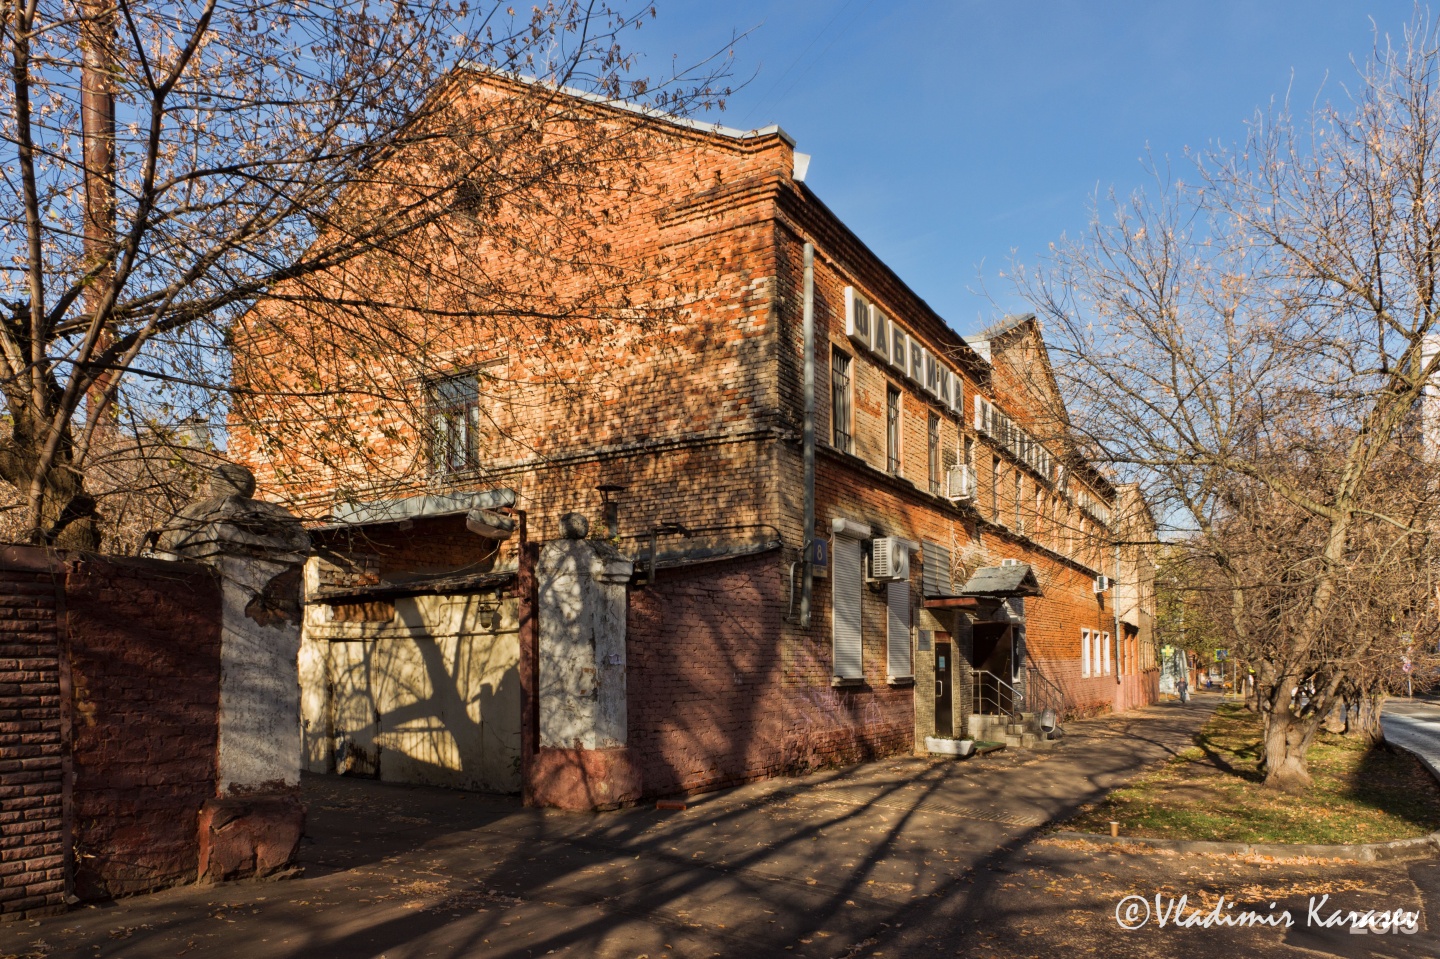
[935,642,954,737]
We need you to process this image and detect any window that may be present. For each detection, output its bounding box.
[1081,628,1091,677]
[963,435,974,472]
[990,456,1000,521]
[927,413,941,494]
[887,580,912,681]
[428,372,480,474]
[831,349,853,453]
[1102,631,1112,675]
[832,531,864,680]
[1013,470,1023,529]
[886,386,902,474]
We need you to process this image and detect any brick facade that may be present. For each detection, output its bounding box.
[234,76,1158,804]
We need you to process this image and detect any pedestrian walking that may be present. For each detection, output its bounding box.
[1178,676,1190,705]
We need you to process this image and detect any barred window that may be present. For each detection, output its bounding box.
[927,413,941,494]
[831,348,853,453]
[886,386,902,474]
[428,372,480,474]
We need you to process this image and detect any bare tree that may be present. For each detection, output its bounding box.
[0,0,726,549]
[1019,17,1440,791]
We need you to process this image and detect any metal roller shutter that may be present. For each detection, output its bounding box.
[887,579,912,680]
[832,534,863,679]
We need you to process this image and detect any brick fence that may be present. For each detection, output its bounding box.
[0,546,223,920]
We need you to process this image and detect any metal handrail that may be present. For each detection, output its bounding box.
[1024,665,1069,722]
[971,669,1024,720]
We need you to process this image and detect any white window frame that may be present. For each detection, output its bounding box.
[1102,631,1112,676]
[1081,628,1092,677]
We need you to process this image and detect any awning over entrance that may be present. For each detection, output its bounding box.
[326,487,517,527]
[958,564,1043,598]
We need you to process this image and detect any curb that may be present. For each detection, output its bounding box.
[1052,738,1440,862]
[1048,829,1440,861]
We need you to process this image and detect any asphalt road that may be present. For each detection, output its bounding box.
[1382,696,1440,779]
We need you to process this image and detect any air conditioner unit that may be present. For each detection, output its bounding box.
[868,537,910,582]
[1000,558,1020,567]
[1094,575,1111,593]
[945,465,974,501]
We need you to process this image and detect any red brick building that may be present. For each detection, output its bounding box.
[231,73,1158,805]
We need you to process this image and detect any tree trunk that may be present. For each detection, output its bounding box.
[1262,708,1320,792]
[1346,691,1385,744]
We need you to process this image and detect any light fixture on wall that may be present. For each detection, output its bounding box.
[478,600,498,630]
[596,483,626,538]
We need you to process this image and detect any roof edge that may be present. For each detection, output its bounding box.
[455,66,797,147]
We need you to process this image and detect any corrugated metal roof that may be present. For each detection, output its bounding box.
[959,564,1043,598]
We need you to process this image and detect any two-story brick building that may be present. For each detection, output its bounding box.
[230,72,1158,807]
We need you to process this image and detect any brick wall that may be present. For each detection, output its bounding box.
[64,554,223,900]
[627,551,912,797]
[0,546,225,919]
[0,552,65,920]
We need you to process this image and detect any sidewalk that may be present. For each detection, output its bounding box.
[11,698,1414,959]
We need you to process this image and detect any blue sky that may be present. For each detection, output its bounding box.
[631,1,1420,335]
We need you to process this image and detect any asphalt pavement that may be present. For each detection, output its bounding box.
[2,696,1437,959]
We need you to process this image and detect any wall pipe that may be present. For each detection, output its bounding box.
[1114,540,1122,686]
[800,242,816,628]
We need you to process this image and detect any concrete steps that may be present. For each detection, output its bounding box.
[967,713,1056,751]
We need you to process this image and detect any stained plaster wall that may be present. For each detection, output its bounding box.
[300,579,522,793]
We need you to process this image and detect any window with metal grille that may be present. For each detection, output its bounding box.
[927,413,941,494]
[1013,470,1023,529]
[831,348,853,453]
[886,386,902,474]
[990,456,1000,521]
[428,372,480,474]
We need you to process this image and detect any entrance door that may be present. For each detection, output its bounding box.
[935,642,954,737]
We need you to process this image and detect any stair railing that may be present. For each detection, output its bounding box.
[971,669,1024,721]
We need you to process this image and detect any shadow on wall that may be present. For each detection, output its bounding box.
[314,595,523,794]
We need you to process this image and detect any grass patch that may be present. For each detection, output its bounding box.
[1065,702,1440,844]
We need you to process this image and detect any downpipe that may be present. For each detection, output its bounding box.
[800,242,816,629]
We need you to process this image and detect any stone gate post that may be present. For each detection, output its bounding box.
[156,464,310,882]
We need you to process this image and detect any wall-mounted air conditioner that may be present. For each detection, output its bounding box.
[1000,558,1021,567]
[945,464,974,501]
[1094,575,1111,593]
[868,537,910,582]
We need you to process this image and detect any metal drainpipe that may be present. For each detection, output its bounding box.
[800,242,816,628]
[1114,540,1122,685]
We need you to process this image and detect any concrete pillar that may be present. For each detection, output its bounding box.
[527,513,640,809]
[155,464,310,882]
